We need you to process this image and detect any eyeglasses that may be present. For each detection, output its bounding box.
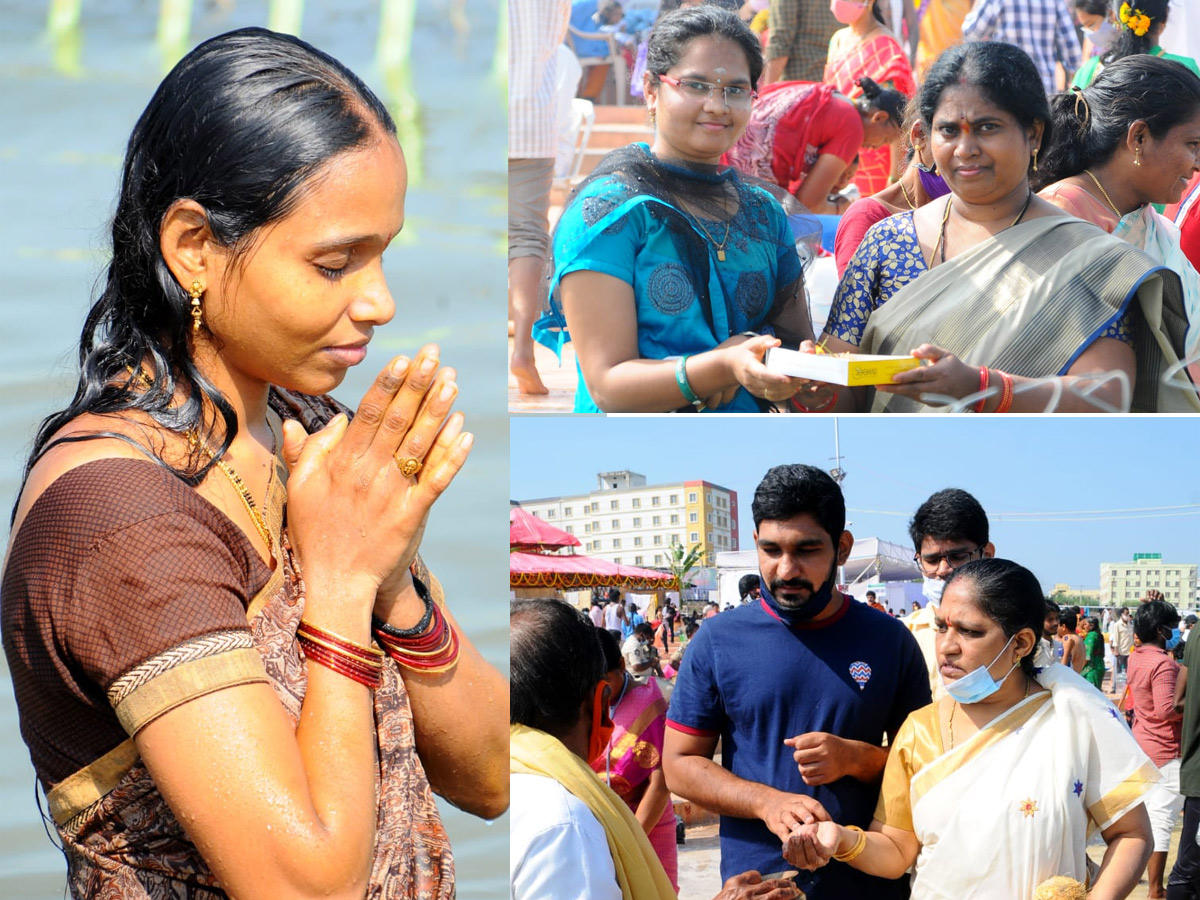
[657,74,757,109]
[914,546,982,569]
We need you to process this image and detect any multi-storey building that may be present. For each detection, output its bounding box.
[516,470,738,568]
[1099,553,1198,606]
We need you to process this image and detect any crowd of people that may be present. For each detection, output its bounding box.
[510,467,1200,900]
[512,0,1200,412]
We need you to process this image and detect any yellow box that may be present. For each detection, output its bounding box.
[764,348,922,386]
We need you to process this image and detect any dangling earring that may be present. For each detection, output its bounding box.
[189,280,204,333]
[649,107,656,124]
[1032,148,1039,172]
[1134,146,1142,167]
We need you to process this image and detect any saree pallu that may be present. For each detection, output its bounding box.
[592,679,677,890]
[877,665,1158,900]
[824,33,916,197]
[914,0,969,79]
[860,215,1200,412]
[47,392,454,899]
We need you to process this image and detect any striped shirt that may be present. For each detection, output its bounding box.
[509,0,571,159]
[962,0,1082,94]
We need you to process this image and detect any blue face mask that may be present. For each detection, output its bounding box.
[940,634,1018,704]
[1166,628,1182,651]
[922,577,946,606]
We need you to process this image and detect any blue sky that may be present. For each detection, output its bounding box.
[510,416,1200,590]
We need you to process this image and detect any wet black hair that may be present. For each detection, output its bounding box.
[1102,0,1168,65]
[855,75,906,129]
[1034,55,1200,191]
[596,626,624,672]
[512,599,607,734]
[17,27,396,514]
[751,464,845,540]
[908,488,989,552]
[945,558,1044,679]
[1133,598,1180,645]
[646,5,764,88]
[918,41,1052,171]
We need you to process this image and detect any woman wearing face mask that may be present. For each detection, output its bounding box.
[1071,0,1199,89]
[781,558,1156,900]
[724,74,905,214]
[1079,616,1107,690]
[823,0,916,197]
[1070,0,1117,58]
[1127,600,1183,900]
[833,104,948,276]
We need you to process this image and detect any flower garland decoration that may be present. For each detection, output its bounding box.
[1118,2,1152,37]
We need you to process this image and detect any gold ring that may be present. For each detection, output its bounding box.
[394,456,423,477]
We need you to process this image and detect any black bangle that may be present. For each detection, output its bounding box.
[372,573,435,638]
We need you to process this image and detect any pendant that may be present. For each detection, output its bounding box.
[716,249,725,262]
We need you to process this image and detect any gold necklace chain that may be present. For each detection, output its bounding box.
[190,429,276,559]
[1083,168,1124,219]
[932,191,1032,267]
[126,364,277,559]
[948,670,1031,748]
[898,176,918,212]
[690,210,733,262]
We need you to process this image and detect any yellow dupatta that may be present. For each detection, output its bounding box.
[510,725,677,900]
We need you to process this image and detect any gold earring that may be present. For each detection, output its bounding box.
[1032,148,1039,172]
[1134,146,1142,167]
[189,280,204,333]
[649,107,656,123]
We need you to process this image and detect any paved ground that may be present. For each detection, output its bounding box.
[508,334,576,413]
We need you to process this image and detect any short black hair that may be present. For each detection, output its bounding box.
[751,464,845,540]
[944,559,1044,679]
[738,573,760,598]
[633,622,655,639]
[596,626,624,672]
[511,600,605,735]
[1044,598,1061,618]
[607,587,621,602]
[909,488,989,551]
[866,590,877,599]
[1060,608,1078,630]
[1134,599,1180,645]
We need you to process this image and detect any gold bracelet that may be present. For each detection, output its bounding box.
[833,825,868,862]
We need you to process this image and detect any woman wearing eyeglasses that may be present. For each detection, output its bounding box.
[532,5,822,413]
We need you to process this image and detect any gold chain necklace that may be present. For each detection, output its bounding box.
[898,177,918,212]
[1083,169,1124,219]
[690,210,733,262]
[126,365,277,559]
[932,190,1033,267]
[948,671,1031,748]
[189,429,276,560]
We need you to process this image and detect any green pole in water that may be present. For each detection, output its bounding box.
[47,0,82,35]
[268,0,305,36]
[379,0,423,185]
[46,0,83,76]
[494,0,508,87]
[157,0,193,72]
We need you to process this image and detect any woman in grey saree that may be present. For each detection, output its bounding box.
[808,41,1199,413]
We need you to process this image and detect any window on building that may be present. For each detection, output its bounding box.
[612,519,620,529]
[654,535,662,545]
[670,494,678,504]
[593,520,600,532]
[689,512,698,523]
[565,525,573,534]
[670,514,680,524]
[584,523,591,533]
[632,498,641,508]
[652,515,661,526]
[689,492,697,503]
[690,532,699,543]
[546,509,555,518]
[564,506,572,516]
[708,533,713,543]
[655,554,663,564]
[591,502,599,512]
[633,517,641,527]
[707,512,713,523]
[706,493,712,503]
[652,496,661,506]
[672,533,680,544]
[613,538,621,549]
[614,557,622,564]
[634,537,642,547]
[635,556,643,565]
[611,500,619,511]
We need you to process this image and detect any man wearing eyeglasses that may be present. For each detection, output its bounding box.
[901,488,995,700]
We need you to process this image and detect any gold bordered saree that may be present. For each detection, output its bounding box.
[876,665,1158,899]
[46,391,454,900]
[860,216,1200,413]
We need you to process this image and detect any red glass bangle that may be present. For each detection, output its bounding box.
[297,633,384,689]
[974,367,990,414]
[996,370,1014,413]
[297,620,383,663]
[373,604,460,673]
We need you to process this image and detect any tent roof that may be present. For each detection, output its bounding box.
[510,550,672,590]
[510,506,581,551]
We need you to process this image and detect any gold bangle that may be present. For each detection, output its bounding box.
[833,824,868,862]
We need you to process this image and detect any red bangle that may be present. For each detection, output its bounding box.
[373,602,461,673]
[996,370,1014,413]
[297,620,383,664]
[974,367,990,414]
[297,634,384,689]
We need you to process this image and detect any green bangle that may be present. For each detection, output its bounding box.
[674,355,705,411]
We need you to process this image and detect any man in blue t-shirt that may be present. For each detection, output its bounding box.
[664,464,931,899]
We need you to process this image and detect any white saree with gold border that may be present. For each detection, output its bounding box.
[875,664,1159,900]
